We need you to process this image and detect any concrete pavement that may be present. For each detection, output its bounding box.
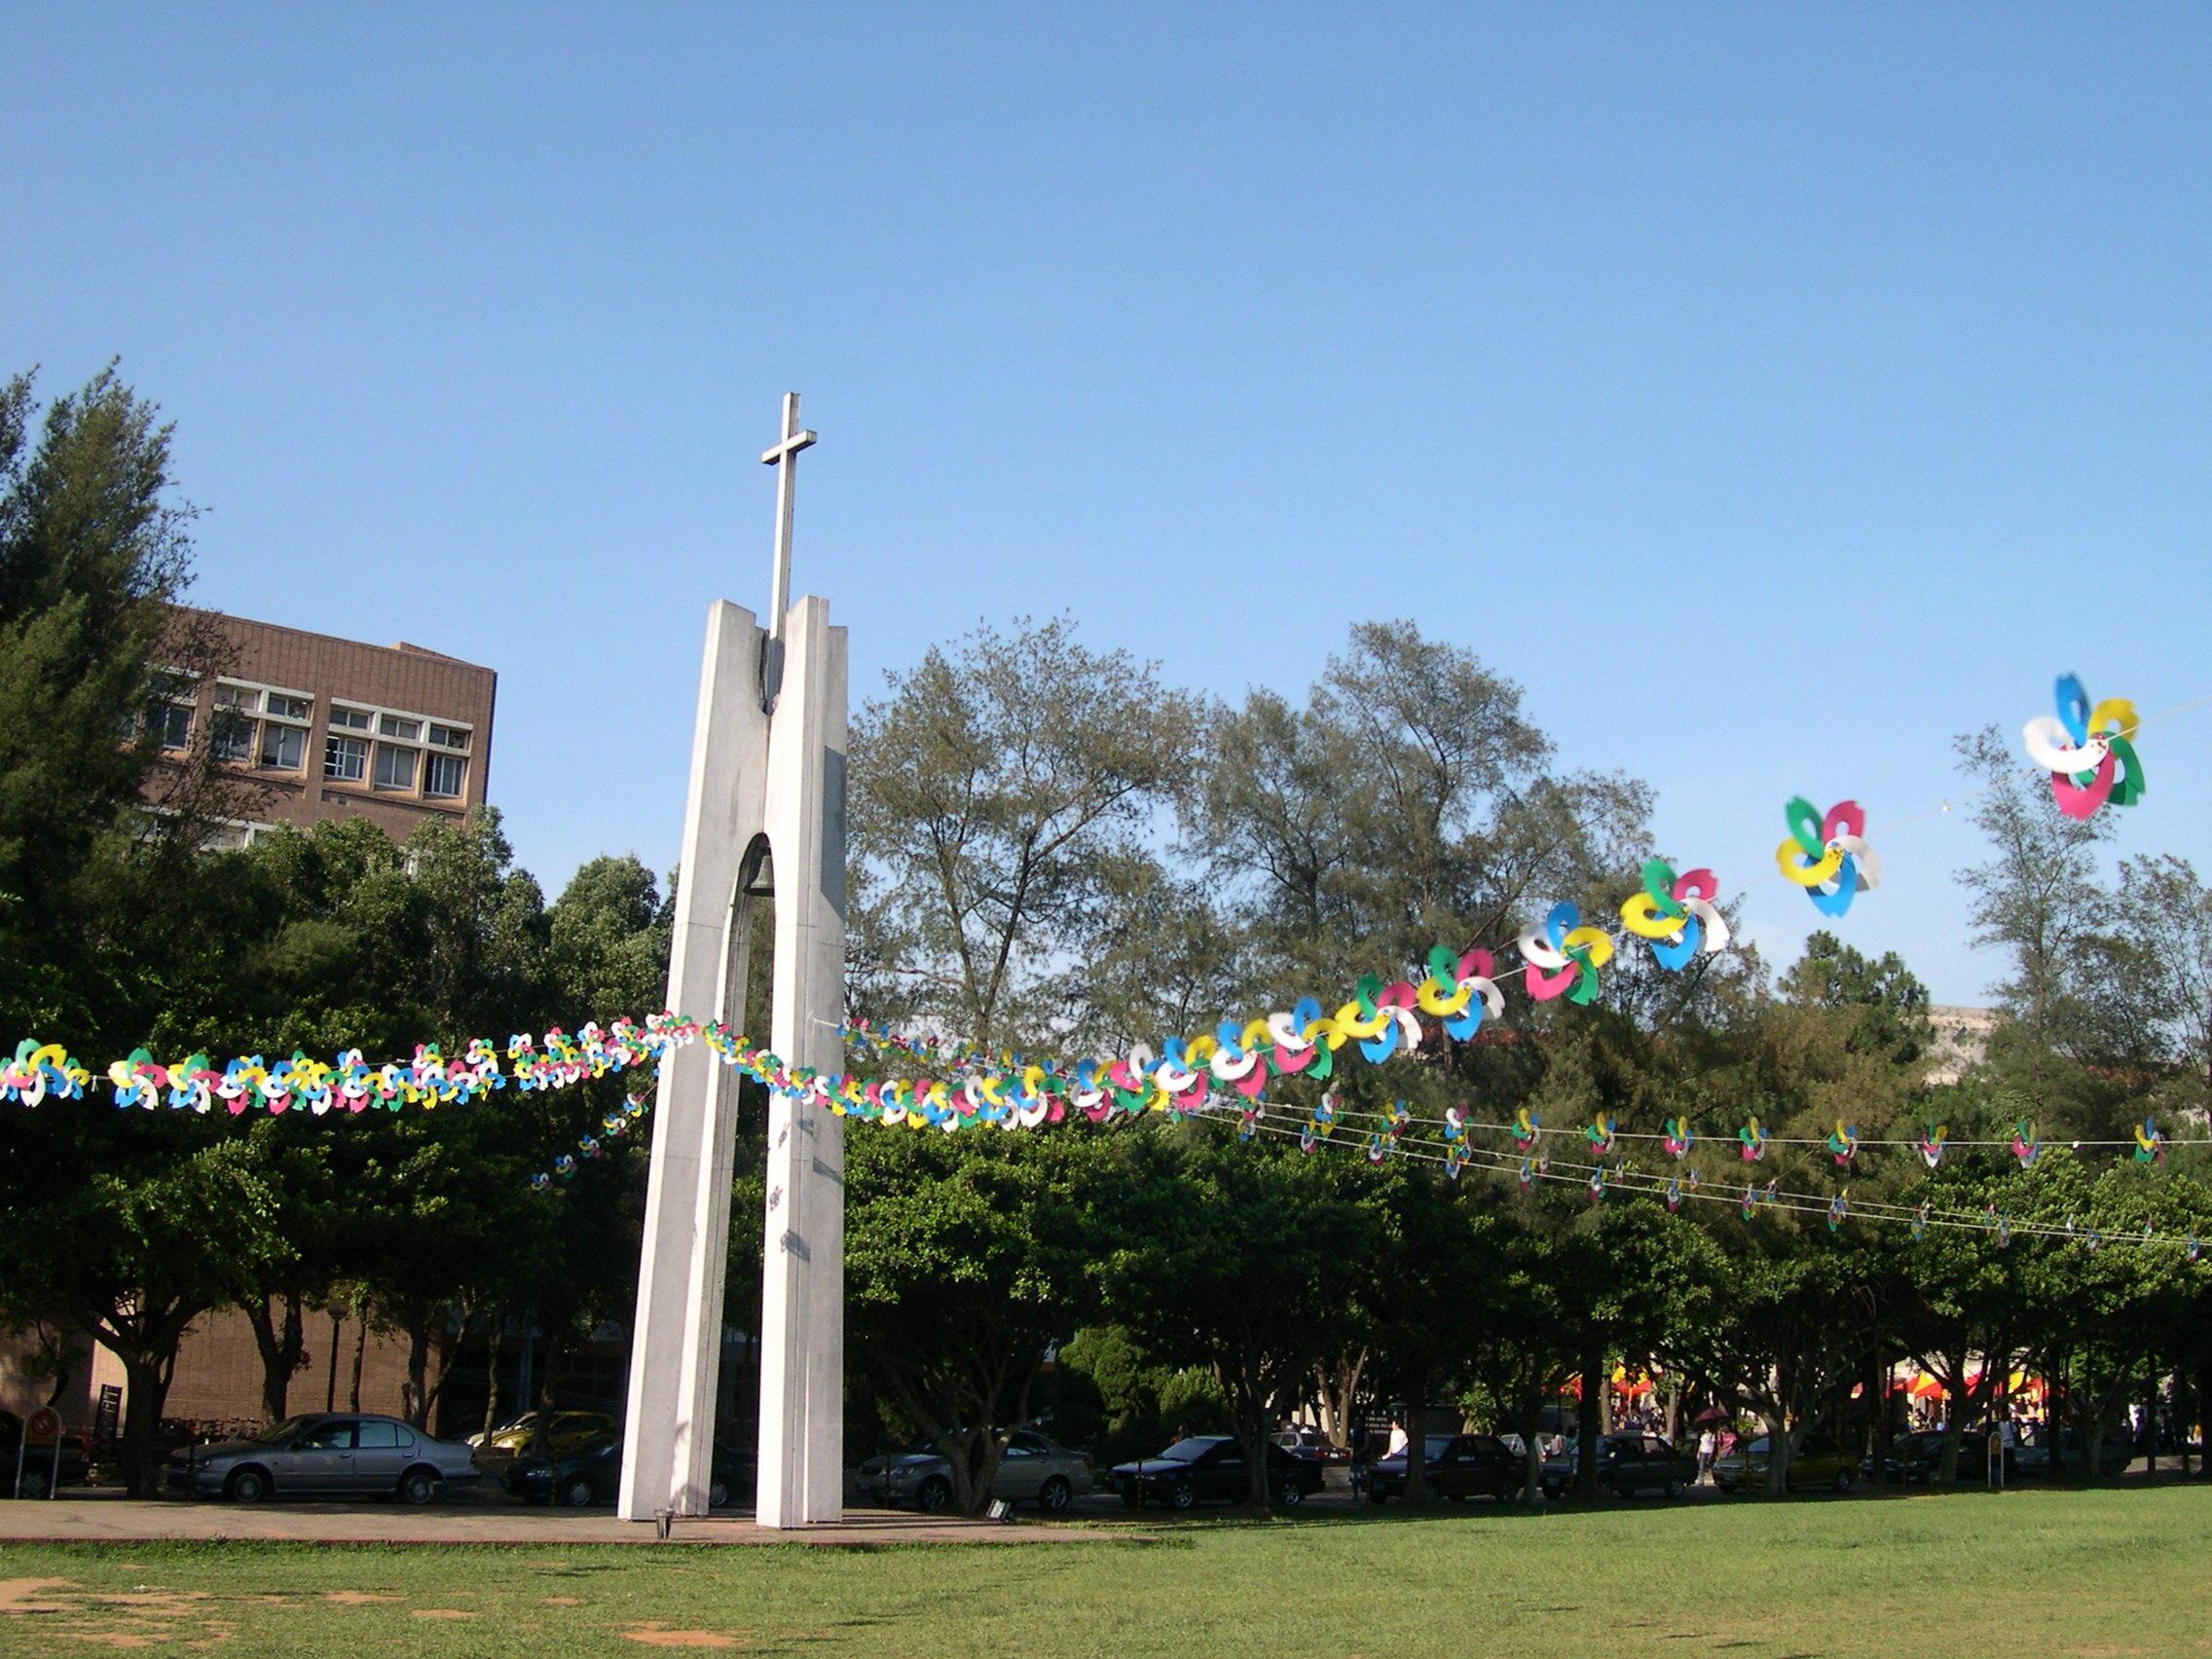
[0,1489,1141,1547]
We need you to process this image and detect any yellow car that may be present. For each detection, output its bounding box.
[1714,1433,1858,1494]
[470,1411,617,1459]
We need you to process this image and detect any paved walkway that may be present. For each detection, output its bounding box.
[0,1492,1140,1547]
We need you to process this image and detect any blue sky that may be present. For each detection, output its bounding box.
[7,4,2209,1006]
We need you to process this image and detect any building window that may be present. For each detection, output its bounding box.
[374,743,416,791]
[424,753,465,799]
[379,714,421,742]
[330,705,373,732]
[268,693,312,721]
[258,723,306,771]
[214,684,256,712]
[324,735,367,782]
[154,703,192,752]
[211,714,254,763]
[427,723,470,752]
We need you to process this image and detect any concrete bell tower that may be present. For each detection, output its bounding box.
[618,394,847,1530]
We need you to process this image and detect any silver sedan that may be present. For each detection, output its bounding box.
[166,1413,483,1504]
[861,1428,1093,1512]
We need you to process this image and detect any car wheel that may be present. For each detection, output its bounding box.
[708,1480,731,1510]
[915,1477,951,1514]
[16,1466,52,1501]
[225,1467,270,1504]
[1170,1479,1198,1511]
[1665,1478,1682,1500]
[1609,1477,1632,1499]
[557,1475,596,1508]
[1833,1469,1854,1493]
[1038,1476,1072,1513]
[1277,1479,1305,1508]
[1542,1481,1561,1499]
[400,1468,443,1506]
[1366,1484,1389,1505]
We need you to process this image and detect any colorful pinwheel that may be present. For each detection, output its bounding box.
[1776,797,1882,919]
[1518,903,1614,1005]
[1620,860,1731,972]
[2021,674,2144,821]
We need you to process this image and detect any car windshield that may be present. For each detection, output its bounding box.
[1156,1437,1225,1462]
[1423,1436,1456,1458]
[252,1416,317,1445]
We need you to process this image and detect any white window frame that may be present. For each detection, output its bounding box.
[323,733,368,782]
[320,697,474,803]
[423,752,466,799]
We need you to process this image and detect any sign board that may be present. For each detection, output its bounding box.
[22,1409,60,1449]
[95,1384,122,1442]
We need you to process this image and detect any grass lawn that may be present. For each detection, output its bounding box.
[4,1485,2210,1656]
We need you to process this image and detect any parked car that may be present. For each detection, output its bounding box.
[505,1431,754,1509]
[1714,1433,1857,1493]
[0,1410,91,1498]
[1111,1435,1325,1510]
[860,1428,1093,1513]
[2014,1429,2132,1479]
[1539,1433,1695,1499]
[469,1410,618,1458]
[1862,1428,1949,1484]
[1272,1426,1349,1462]
[1366,1433,1521,1503]
[166,1413,480,1504]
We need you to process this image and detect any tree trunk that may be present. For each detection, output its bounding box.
[1402,1376,1429,1503]
[348,1299,368,1412]
[2143,1358,2159,1478]
[1574,1346,1603,1498]
[1866,1351,1889,1492]
[482,1325,506,1440]
[117,1349,176,1498]
[1514,1385,1545,1503]
[1762,1406,1791,1495]
[242,1293,306,1424]
[1314,1349,1365,1451]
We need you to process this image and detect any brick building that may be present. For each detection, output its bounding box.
[153,606,497,845]
[2,608,501,1442]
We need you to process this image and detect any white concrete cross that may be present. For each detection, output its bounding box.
[761,391,817,642]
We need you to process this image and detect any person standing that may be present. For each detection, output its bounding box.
[1696,1424,1717,1486]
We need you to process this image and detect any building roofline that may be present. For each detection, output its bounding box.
[167,604,495,677]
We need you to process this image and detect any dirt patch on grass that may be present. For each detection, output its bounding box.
[411,1607,477,1620]
[55,1634,162,1649]
[322,1591,402,1605]
[622,1624,748,1648]
[0,1576,78,1613]
[541,1595,583,1605]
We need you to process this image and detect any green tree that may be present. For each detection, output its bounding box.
[1102,1132,1378,1511]
[844,1129,1110,1514]
[846,614,1203,1048]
